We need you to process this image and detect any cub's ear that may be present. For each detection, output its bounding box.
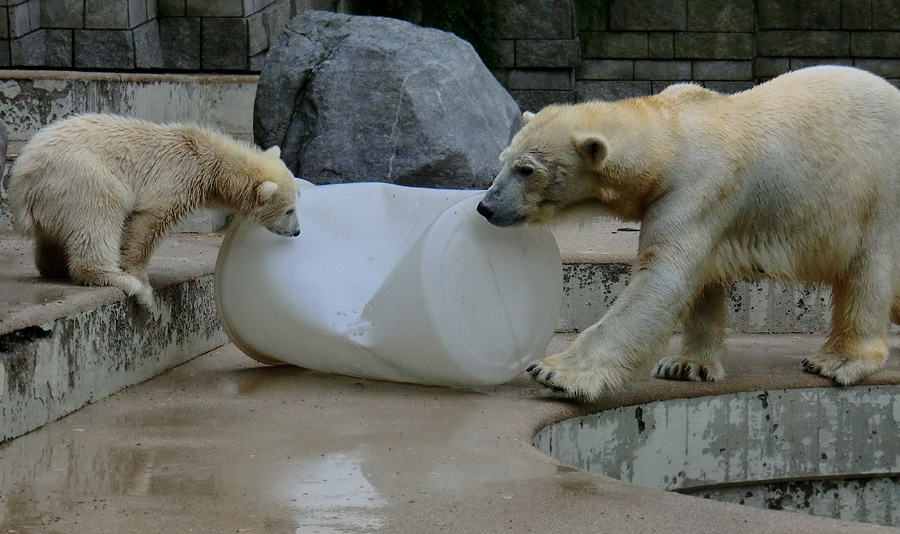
[523,111,535,124]
[264,145,281,159]
[574,134,609,168]
[256,180,278,203]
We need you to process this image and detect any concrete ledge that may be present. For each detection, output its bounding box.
[0,234,227,443]
[0,70,258,152]
[560,262,833,334]
[550,216,834,334]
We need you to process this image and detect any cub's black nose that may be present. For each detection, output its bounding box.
[476,201,494,221]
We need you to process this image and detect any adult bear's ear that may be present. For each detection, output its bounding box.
[256,180,278,203]
[264,146,281,159]
[523,111,535,124]
[574,134,609,169]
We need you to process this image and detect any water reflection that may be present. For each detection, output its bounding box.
[0,358,555,533]
[0,429,385,533]
[286,452,383,533]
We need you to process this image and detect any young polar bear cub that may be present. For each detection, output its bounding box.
[9,114,301,311]
[477,65,900,401]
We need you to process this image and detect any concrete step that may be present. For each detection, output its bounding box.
[0,215,851,444]
[0,233,227,443]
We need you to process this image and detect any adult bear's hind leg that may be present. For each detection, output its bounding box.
[803,254,892,385]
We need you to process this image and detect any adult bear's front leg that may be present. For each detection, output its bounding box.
[528,232,713,400]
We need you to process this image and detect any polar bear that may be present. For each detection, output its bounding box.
[477,66,900,400]
[9,114,301,312]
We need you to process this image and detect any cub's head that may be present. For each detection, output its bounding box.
[248,146,302,237]
[478,102,664,226]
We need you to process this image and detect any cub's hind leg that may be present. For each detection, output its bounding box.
[120,209,170,285]
[65,213,156,312]
[33,230,69,279]
[653,282,727,382]
[891,289,900,325]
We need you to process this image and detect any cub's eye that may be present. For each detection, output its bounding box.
[515,164,534,176]
[286,209,295,216]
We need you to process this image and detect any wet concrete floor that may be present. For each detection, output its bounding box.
[3,335,900,533]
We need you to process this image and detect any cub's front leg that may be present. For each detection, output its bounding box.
[528,236,711,400]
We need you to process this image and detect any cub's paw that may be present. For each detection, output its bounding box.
[802,353,884,386]
[525,352,628,401]
[124,266,150,286]
[130,282,159,319]
[652,356,724,382]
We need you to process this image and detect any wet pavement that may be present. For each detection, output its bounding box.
[3,335,900,533]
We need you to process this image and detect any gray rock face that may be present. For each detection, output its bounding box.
[0,121,10,230]
[254,10,523,189]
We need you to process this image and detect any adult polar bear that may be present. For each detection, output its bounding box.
[477,66,900,401]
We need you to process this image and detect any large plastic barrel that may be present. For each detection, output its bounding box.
[214,182,562,386]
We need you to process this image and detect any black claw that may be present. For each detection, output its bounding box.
[699,367,709,381]
[526,363,537,373]
[544,371,557,384]
[801,358,820,373]
[673,364,682,377]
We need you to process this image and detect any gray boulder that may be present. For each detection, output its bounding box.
[0,120,7,182]
[254,11,522,189]
[0,121,9,230]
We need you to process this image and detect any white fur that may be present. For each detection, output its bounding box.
[480,66,900,400]
[8,114,301,312]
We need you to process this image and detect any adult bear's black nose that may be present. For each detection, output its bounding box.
[476,201,494,221]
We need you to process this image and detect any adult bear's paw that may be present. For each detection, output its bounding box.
[525,352,629,401]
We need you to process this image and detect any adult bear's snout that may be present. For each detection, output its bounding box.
[476,201,495,221]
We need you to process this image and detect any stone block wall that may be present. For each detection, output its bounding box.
[505,0,900,111]
[494,0,581,112]
[0,0,349,71]
[4,0,900,112]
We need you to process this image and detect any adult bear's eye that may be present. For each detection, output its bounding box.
[515,164,534,176]
[286,209,295,216]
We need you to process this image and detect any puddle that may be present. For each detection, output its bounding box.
[534,386,900,526]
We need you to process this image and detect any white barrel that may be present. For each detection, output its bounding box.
[214,182,563,387]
